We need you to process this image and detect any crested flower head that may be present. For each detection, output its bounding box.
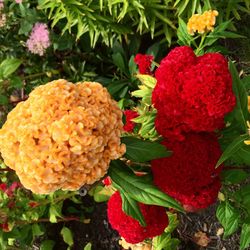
[26,23,51,56]
[107,191,168,244]
[151,133,222,210]
[134,54,154,75]
[0,80,125,194]
[187,10,219,35]
[152,46,236,141]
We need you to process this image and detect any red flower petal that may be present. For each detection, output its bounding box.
[151,133,222,210]
[107,192,168,244]
[123,110,138,132]
[152,46,236,140]
[134,54,154,75]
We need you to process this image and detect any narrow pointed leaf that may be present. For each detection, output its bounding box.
[229,61,249,131]
[121,136,171,162]
[109,160,183,212]
[240,223,250,250]
[216,134,249,168]
[120,191,146,227]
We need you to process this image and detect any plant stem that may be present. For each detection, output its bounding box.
[22,72,48,80]
[0,168,13,172]
[196,33,206,55]
[30,192,77,209]
[15,216,82,225]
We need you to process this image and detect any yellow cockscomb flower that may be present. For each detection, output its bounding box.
[187,10,219,35]
[0,79,125,194]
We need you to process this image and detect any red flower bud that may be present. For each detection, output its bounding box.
[28,201,39,208]
[102,176,112,186]
[0,183,7,192]
[0,222,9,232]
[134,54,154,75]
[123,110,138,133]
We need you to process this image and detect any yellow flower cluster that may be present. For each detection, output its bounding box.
[187,10,219,35]
[0,80,125,194]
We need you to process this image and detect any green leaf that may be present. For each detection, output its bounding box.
[0,95,8,105]
[0,58,22,79]
[120,191,146,227]
[49,203,63,223]
[234,184,250,211]
[32,224,44,237]
[153,233,171,250]
[165,212,179,233]
[216,134,249,168]
[92,185,111,202]
[240,223,250,250]
[128,56,137,76]
[84,243,92,250]
[177,18,193,46]
[215,31,245,39]
[109,160,184,212]
[242,75,250,90]
[107,81,127,96]
[216,201,240,237]
[40,240,56,250]
[121,136,171,162]
[133,111,158,139]
[153,232,180,250]
[229,61,249,132]
[232,144,250,165]
[112,52,126,74]
[205,20,232,46]
[136,74,157,89]
[10,76,23,89]
[18,20,33,35]
[61,226,74,247]
[132,87,152,105]
[222,169,249,184]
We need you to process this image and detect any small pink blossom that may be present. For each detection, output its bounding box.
[26,23,51,56]
[15,0,22,3]
[0,0,4,10]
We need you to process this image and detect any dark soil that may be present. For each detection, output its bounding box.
[43,198,250,250]
[45,196,120,250]
[176,204,247,250]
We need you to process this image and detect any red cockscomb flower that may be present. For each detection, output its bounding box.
[151,133,222,210]
[102,176,112,186]
[134,54,154,75]
[107,192,168,244]
[123,110,138,132]
[152,46,236,141]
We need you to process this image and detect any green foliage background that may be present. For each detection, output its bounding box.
[0,0,250,249]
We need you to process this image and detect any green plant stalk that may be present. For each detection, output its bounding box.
[15,216,82,225]
[196,33,207,54]
[29,192,77,210]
